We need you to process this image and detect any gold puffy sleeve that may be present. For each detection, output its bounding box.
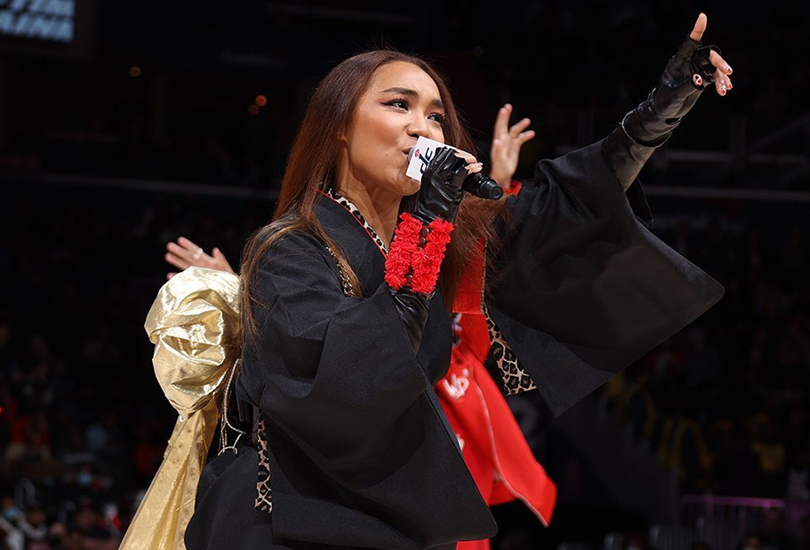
[119,267,241,550]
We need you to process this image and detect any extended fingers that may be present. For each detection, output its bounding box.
[709,50,732,75]
[165,251,189,271]
[714,71,733,96]
[177,236,201,253]
[167,239,213,268]
[509,118,532,138]
[509,117,531,134]
[709,50,733,96]
[493,104,512,139]
[167,241,196,261]
[689,13,707,42]
[514,129,536,148]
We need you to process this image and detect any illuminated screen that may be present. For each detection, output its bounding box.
[0,0,74,43]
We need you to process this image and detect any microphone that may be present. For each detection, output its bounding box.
[408,147,504,200]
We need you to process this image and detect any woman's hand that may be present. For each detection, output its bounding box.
[165,236,235,280]
[413,147,477,224]
[601,13,735,189]
[490,104,535,189]
[689,13,733,96]
[621,12,735,147]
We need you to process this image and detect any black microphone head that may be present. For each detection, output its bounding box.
[464,173,503,200]
[486,181,504,200]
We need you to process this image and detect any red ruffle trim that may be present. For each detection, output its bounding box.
[411,218,453,293]
[384,213,454,294]
[384,213,422,289]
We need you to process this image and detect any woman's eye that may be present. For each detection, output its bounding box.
[429,113,445,125]
[386,99,408,110]
[385,99,443,125]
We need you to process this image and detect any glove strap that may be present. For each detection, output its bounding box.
[385,212,454,295]
[691,45,721,89]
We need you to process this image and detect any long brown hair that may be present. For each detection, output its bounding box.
[241,50,504,342]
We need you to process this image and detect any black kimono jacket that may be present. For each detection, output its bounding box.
[184,140,723,550]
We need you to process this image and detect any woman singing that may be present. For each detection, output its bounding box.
[123,13,732,550]
[158,104,556,550]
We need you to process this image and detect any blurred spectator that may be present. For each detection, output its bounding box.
[72,502,116,547]
[2,410,62,483]
[17,504,48,550]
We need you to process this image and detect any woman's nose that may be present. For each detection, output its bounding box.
[407,116,429,139]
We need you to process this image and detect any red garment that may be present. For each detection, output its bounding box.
[442,199,555,548]
[436,314,557,549]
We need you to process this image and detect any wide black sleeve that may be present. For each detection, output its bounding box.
[488,139,724,416]
[240,232,427,448]
[236,232,495,548]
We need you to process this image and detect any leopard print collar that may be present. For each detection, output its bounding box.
[323,188,389,256]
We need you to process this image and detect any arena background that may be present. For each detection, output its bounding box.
[1,1,809,549]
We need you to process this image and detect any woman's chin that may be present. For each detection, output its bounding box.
[399,177,421,197]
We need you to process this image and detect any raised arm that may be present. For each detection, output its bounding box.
[602,13,734,190]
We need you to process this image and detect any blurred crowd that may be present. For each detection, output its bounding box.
[0,189,236,550]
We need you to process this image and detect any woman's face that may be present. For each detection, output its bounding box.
[338,61,446,197]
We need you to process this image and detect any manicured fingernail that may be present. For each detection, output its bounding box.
[726,65,732,74]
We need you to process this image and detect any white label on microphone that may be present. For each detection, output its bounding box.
[406,136,464,182]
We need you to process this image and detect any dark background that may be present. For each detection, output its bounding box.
[1,1,809,549]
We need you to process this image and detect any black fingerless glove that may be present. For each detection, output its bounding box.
[603,36,720,189]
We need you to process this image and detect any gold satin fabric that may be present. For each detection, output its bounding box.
[119,267,241,550]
